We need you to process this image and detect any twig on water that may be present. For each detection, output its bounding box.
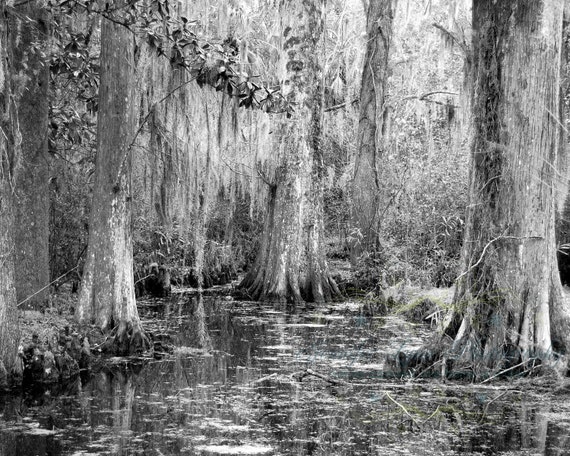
[480,358,537,384]
[383,391,421,429]
[295,368,348,386]
[422,405,441,425]
[254,373,278,384]
[479,390,510,423]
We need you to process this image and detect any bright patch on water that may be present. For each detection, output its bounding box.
[260,345,294,350]
[195,444,273,454]
[1,296,569,455]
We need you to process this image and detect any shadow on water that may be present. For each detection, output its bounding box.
[1,293,570,455]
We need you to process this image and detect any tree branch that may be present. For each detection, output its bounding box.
[432,22,469,56]
[324,98,359,113]
[401,91,459,108]
[455,235,544,283]
[419,90,459,99]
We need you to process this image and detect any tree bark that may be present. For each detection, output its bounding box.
[350,0,397,261]
[11,2,50,309]
[449,0,570,373]
[240,0,339,304]
[0,4,22,384]
[77,7,148,355]
[556,13,570,286]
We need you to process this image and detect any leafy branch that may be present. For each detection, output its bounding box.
[48,0,290,114]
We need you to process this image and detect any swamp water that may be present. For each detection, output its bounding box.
[1,294,570,455]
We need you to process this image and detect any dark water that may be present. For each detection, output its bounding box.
[1,294,570,455]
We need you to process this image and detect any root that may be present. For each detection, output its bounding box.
[384,336,451,379]
[398,333,545,382]
[102,321,151,356]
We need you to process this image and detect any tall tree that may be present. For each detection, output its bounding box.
[76,7,148,354]
[555,12,570,285]
[240,0,339,303]
[350,0,397,261]
[0,3,22,384]
[448,0,570,373]
[11,1,50,309]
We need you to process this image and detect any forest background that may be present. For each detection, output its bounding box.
[48,0,468,296]
[3,0,570,382]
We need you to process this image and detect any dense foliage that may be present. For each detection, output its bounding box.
[41,0,469,297]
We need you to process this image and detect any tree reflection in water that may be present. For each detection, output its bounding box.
[0,295,569,455]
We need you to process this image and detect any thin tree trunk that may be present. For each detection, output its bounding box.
[304,14,340,303]
[0,5,22,384]
[449,0,570,374]
[350,0,397,261]
[11,2,50,309]
[240,0,339,304]
[191,98,214,290]
[77,7,148,355]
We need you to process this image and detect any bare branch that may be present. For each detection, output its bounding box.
[455,235,543,284]
[420,90,459,99]
[255,163,274,187]
[324,98,359,113]
[432,22,469,56]
[400,91,459,108]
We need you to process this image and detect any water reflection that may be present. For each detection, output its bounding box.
[0,294,569,455]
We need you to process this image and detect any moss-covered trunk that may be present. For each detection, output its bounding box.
[77,5,148,355]
[449,0,570,373]
[350,0,397,261]
[240,0,339,304]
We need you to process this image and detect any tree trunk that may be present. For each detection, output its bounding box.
[240,0,339,304]
[350,0,397,261]
[77,7,148,355]
[11,2,50,309]
[0,5,22,384]
[449,0,570,374]
[556,13,570,286]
